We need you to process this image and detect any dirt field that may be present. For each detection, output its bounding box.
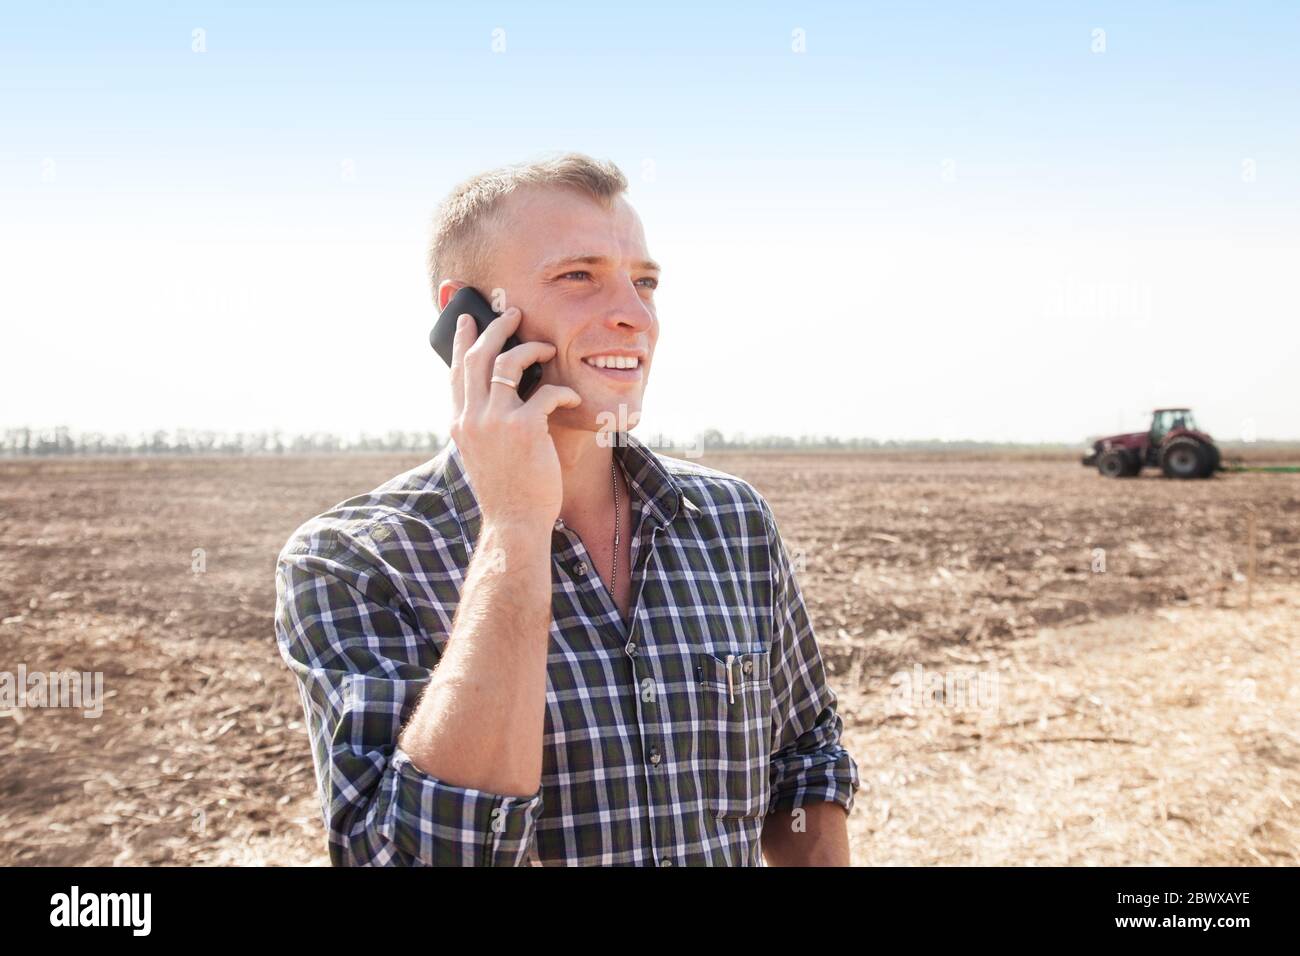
[1,450,1297,865]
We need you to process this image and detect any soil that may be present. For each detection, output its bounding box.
[1,451,1296,865]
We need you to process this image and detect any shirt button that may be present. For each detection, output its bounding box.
[554,518,565,531]
[626,642,638,657]
[743,659,753,674]
[660,857,673,867]
[648,746,661,766]
[573,560,588,576]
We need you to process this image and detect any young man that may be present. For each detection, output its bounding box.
[274,153,858,866]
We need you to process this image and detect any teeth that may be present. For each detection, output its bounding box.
[584,355,639,369]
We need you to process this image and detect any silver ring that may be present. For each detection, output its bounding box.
[489,374,518,390]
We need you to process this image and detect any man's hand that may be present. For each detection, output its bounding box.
[761,801,852,866]
[449,304,582,532]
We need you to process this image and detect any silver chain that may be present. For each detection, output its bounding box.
[610,458,620,594]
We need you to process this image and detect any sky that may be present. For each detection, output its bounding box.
[2,1,1298,444]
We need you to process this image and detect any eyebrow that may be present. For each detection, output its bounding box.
[537,253,661,274]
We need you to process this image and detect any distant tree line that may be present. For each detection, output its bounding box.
[0,427,445,457]
[687,429,1081,453]
[5,425,1293,458]
[0,425,1096,457]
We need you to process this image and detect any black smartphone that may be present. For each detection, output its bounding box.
[429,286,544,401]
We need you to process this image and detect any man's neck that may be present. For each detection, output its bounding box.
[550,426,619,529]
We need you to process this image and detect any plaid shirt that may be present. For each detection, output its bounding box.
[274,432,858,866]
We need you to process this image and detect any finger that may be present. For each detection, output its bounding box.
[463,306,523,411]
[486,341,558,410]
[448,313,478,420]
[517,383,582,418]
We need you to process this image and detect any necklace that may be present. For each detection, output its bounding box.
[610,457,620,594]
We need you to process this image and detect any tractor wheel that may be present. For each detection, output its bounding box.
[1098,450,1131,478]
[1160,438,1207,479]
[1203,443,1221,477]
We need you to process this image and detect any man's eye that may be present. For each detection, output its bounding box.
[559,271,591,281]
[637,277,659,290]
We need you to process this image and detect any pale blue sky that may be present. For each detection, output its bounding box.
[2,2,1297,442]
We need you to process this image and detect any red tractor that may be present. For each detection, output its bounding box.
[1083,408,1222,479]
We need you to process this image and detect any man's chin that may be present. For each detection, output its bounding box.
[544,391,643,433]
[586,396,643,435]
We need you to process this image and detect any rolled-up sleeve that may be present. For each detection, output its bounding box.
[274,535,543,866]
[757,497,860,818]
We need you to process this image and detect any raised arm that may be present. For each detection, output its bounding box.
[275,302,582,865]
[400,302,580,797]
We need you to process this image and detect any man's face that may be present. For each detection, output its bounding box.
[449,186,660,434]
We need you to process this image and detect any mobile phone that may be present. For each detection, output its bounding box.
[429,286,544,401]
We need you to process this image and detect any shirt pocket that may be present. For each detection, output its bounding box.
[695,649,772,820]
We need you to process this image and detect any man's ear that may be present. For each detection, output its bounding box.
[437,279,465,313]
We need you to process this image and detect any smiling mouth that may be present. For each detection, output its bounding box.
[582,355,641,370]
[581,355,643,381]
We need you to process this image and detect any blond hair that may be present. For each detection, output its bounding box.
[426,151,629,301]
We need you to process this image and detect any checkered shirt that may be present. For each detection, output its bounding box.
[274,432,858,866]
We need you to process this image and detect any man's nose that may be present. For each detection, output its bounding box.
[602,276,654,332]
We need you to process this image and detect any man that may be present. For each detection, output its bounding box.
[274,152,859,866]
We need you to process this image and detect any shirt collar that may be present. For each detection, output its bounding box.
[443,431,687,551]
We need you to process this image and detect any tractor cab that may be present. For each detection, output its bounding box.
[1150,408,1196,445]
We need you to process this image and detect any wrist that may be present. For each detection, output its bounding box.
[479,514,554,547]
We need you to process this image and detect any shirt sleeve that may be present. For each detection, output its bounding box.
[757,497,860,818]
[273,532,544,866]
